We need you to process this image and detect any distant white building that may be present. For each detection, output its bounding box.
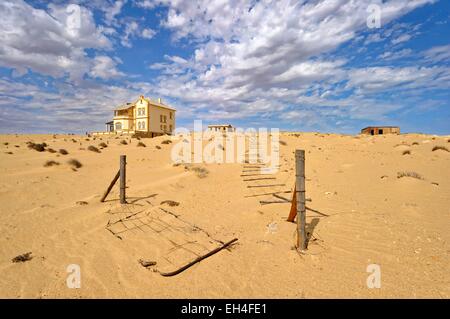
[207,124,235,132]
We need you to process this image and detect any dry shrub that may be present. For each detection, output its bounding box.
[160,200,180,207]
[5,151,13,155]
[47,148,57,153]
[161,139,172,144]
[27,142,46,152]
[12,252,33,263]
[185,165,209,178]
[155,145,161,149]
[59,149,69,155]
[432,146,449,152]
[87,145,101,153]
[412,142,419,145]
[397,171,424,180]
[98,142,107,148]
[44,160,60,167]
[137,141,146,147]
[68,159,82,169]
[402,150,411,155]
[3,142,9,145]
[120,140,128,145]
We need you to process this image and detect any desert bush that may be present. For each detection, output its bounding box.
[59,149,69,155]
[47,148,57,153]
[402,150,411,155]
[185,165,209,178]
[71,139,77,143]
[3,142,9,145]
[68,159,82,169]
[161,139,172,144]
[87,145,101,153]
[397,171,424,180]
[98,142,107,148]
[155,145,161,149]
[432,146,449,152]
[412,142,419,145]
[137,142,146,147]
[44,160,60,167]
[27,142,46,152]
[160,200,180,207]
[120,140,128,145]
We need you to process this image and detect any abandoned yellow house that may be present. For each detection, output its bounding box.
[100,95,176,137]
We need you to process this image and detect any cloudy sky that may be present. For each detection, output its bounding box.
[0,0,449,134]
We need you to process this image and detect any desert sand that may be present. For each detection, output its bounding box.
[0,132,449,298]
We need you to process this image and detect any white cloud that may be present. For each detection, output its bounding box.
[424,44,450,62]
[0,0,111,83]
[391,33,412,44]
[142,28,156,39]
[146,0,435,122]
[89,56,124,79]
[103,0,127,25]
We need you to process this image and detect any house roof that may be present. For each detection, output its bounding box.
[114,97,176,112]
[114,103,135,111]
[208,124,234,127]
[143,98,176,111]
[361,126,399,130]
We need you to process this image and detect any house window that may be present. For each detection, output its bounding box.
[169,112,172,119]
[142,121,145,129]
[378,129,383,134]
[141,108,145,116]
[115,122,122,130]
[169,125,172,131]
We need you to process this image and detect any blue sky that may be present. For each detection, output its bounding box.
[0,0,449,134]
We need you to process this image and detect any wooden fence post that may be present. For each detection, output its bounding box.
[295,149,307,250]
[120,155,127,204]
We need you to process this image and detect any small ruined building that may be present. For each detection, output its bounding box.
[94,95,176,137]
[207,124,235,132]
[360,126,400,135]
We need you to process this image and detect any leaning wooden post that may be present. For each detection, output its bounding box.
[120,155,127,204]
[295,149,307,250]
[100,170,120,202]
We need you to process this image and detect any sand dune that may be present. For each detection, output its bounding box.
[0,132,449,298]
